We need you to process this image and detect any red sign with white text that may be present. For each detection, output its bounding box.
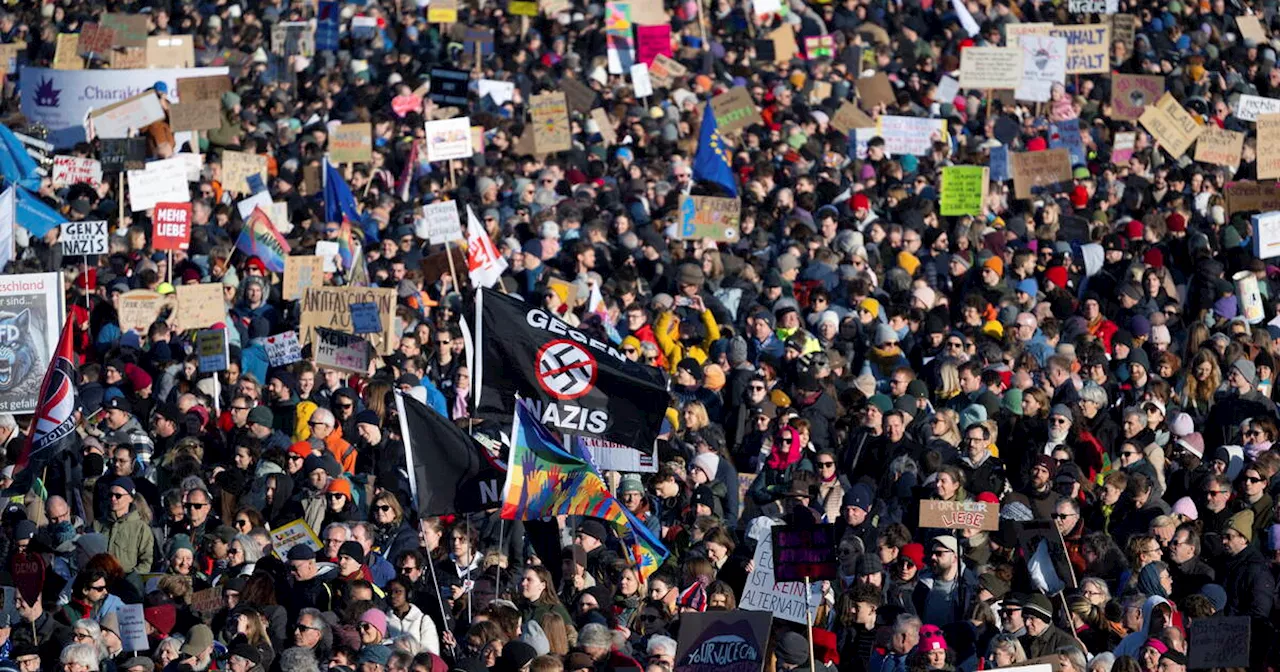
[152,202,192,251]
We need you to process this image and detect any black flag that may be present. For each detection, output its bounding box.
[395,391,505,517]
[474,288,669,451]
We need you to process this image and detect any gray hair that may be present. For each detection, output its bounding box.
[277,647,319,672]
[154,635,185,661]
[647,635,678,658]
[310,407,335,427]
[1089,652,1116,672]
[233,533,264,563]
[1080,383,1108,407]
[1122,406,1145,424]
[322,523,351,542]
[893,614,922,635]
[0,413,17,431]
[988,634,1026,663]
[298,608,330,638]
[391,634,421,655]
[1080,577,1111,602]
[578,623,612,649]
[73,618,108,660]
[61,643,100,671]
[1056,646,1087,672]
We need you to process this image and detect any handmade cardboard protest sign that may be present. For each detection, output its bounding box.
[301,286,397,354]
[350,302,381,334]
[117,604,149,652]
[767,25,798,63]
[189,587,223,616]
[315,326,372,375]
[1111,14,1136,49]
[1049,120,1086,166]
[958,47,1023,89]
[1111,74,1164,121]
[1188,616,1249,669]
[1253,114,1280,180]
[91,91,166,140]
[176,282,226,331]
[221,151,269,195]
[100,138,147,173]
[919,500,1000,531]
[855,72,895,108]
[419,201,463,244]
[1234,93,1280,122]
[1015,35,1066,102]
[710,87,762,135]
[127,167,188,212]
[1047,24,1110,73]
[176,74,232,103]
[878,116,947,156]
[1139,93,1203,159]
[270,519,322,560]
[78,24,115,55]
[738,534,821,624]
[196,328,229,373]
[330,123,373,164]
[265,331,303,366]
[146,35,195,68]
[1195,126,1244,167]
[1254,212,1280,260]
[61,220,108,256]
[1226,181,1280,215]
[11,553,45,605]
[940,166,989,216]
[101,13,148,48]
[678,195,740,241]
[673,611,772,672]
[52,156,102,189]
[771,524,838,582]
[829,101,875,136]
[118,290,167,334]
[168,100,222,132]
[1238,15,1267,43]
[648,54,686,87]
[1011,148,1073,199]
[425,117,475,162]
[530,92,572,154]
[560,78,597,114]
[283,255,324,301]
[53,34,82,69]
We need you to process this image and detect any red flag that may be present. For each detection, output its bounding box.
[10,317,78,492]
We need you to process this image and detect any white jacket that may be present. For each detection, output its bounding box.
[387,603,440,654]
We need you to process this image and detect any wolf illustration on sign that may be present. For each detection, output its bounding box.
[0,309,37,391]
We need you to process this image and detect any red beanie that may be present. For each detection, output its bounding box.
[1071,185,1089,209]
[1045,265,1069,290]
[900,542,925,568]
[1127,219,1144,240]
[1166,212,1186,232]
[853,193,870,211]
[1026,136,1047,152]
[1144,248,1164,268]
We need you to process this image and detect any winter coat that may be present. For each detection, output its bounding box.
[386,603,440,654]
[93,508,155,574]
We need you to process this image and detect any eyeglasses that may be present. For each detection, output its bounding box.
[295,623,320,632]
[109,492,129,500]
[87,584,107,592]
[947,341,964,348]
[818,461,835,468]
[307,421,330,427]
[335,403,353,409]
[327,493,347,500]
[400,565,419,573]
[1244,476,1267,484]
[1120,451,1138,458]
[1206,490,1228,496]
[231,405,250,411]
[234,519,251,528]
[1050,417,1069,425]
[184,502,208,510]
[228,548,242,556]
[374,504,393,512]
[1051,513,1076,520]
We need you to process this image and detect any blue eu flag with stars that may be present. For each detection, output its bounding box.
[692,104,737,197]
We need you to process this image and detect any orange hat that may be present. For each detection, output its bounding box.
[289,442,313,459]
[694,75,713,91]
[703,364,726,391]
[898,251,921,276]
[983,256,1004,276]
[326,477,352,498]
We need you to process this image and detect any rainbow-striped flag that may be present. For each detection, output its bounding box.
[500,399,668,580]
[235,206,291,273]
[335,221,358,271]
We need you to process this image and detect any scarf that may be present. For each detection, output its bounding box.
[452,385,470,420]
[766,426,803,470]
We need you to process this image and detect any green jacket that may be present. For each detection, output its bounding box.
[94,509,155,574]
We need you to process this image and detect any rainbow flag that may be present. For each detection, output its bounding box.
[235,206,291,273]
[336,221,358,271]
[501,399,668,580]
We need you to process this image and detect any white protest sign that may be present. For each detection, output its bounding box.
[631,63,653,98]
[753,0,781,15]
[270,518,322,560]
[117,603,149,652]
[237,190,273,221]
[52,156,102,188]
[265,331,303,366]
[60,220,109,256]
[89,92,167,140]
[878,116,946,156]
[578,435,658,473]
[127,167,189,212]
[1015,35,1067,102]
[738,533,822,624]
[314,326,371,375]
[936,76,960,105]
[478,79,515,105]
[147,154,202,183]
[420,201,463,244]
[1235,94,1280,122]
[315,240,340,273]
[424,117,475,162]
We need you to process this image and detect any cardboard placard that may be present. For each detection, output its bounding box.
[300,286,398,355]
[560,78,597,114]
[648,53,687,87]
[1049,120,1086,167]
[127,166,189,212]
[419,201,463,244]
[1259,113,1280,180]
[118,290,167,334]
[738,535,821,624]
[771,524,838,582]
[1227,181,1280,215]
[99,138,147,173]
[429,67,470,106]
[710,86,762,134]
[314,326,372,375]
[958,46,1024,89]
[630,0,667,25]
[919,499,1000,531]
[1238,15,1267,43]
[509,0,539,16]
[77,24,115,55]
[1234,93,1280,122]
[673,610,772,672]
[101,13,149,48]
[855,72,896,108]
[283,255,324,301]
[767,25,798,63]
[391,94,423,117]
[61,220,108,256]
[265,331,303,366]
[1046,24,1110,73]
[196,328,229,373]
[420,246,469,285]
[53,34,83,70]
[1194,126,1244,167]
[189,586,224,615]
[270,519,323,560]
[1139,92,1204,160]
[591,108,617,146]
[636,24,673,65]
[830,101,875,135]
[176,74,232,102]
[1014,35,1067,102]
[1111,14,1136,50]
[330,123,372,164]
[425,117,475,162]
[271,22,315,57]
[678,195,741,241]
[11,553,45,605]
[530,92,572,154]
[350,302,381,334]
[221,150,269,195]
[90,91,166,140]
[1011,148,1073,199]
[1111,74,1164,121]
[478,79,515,105]
[176,282,227,331]
[52,156,102,188]
[146,35,195,68]
[153,202,192,251]
[940,166,990,216]
[168,100,223,132]
[631,63,653,98]
[1188,616,1250,669]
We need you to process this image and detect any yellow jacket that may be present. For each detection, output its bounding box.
[655,309,721,374]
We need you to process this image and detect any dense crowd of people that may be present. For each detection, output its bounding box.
[1,0,1280,672]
